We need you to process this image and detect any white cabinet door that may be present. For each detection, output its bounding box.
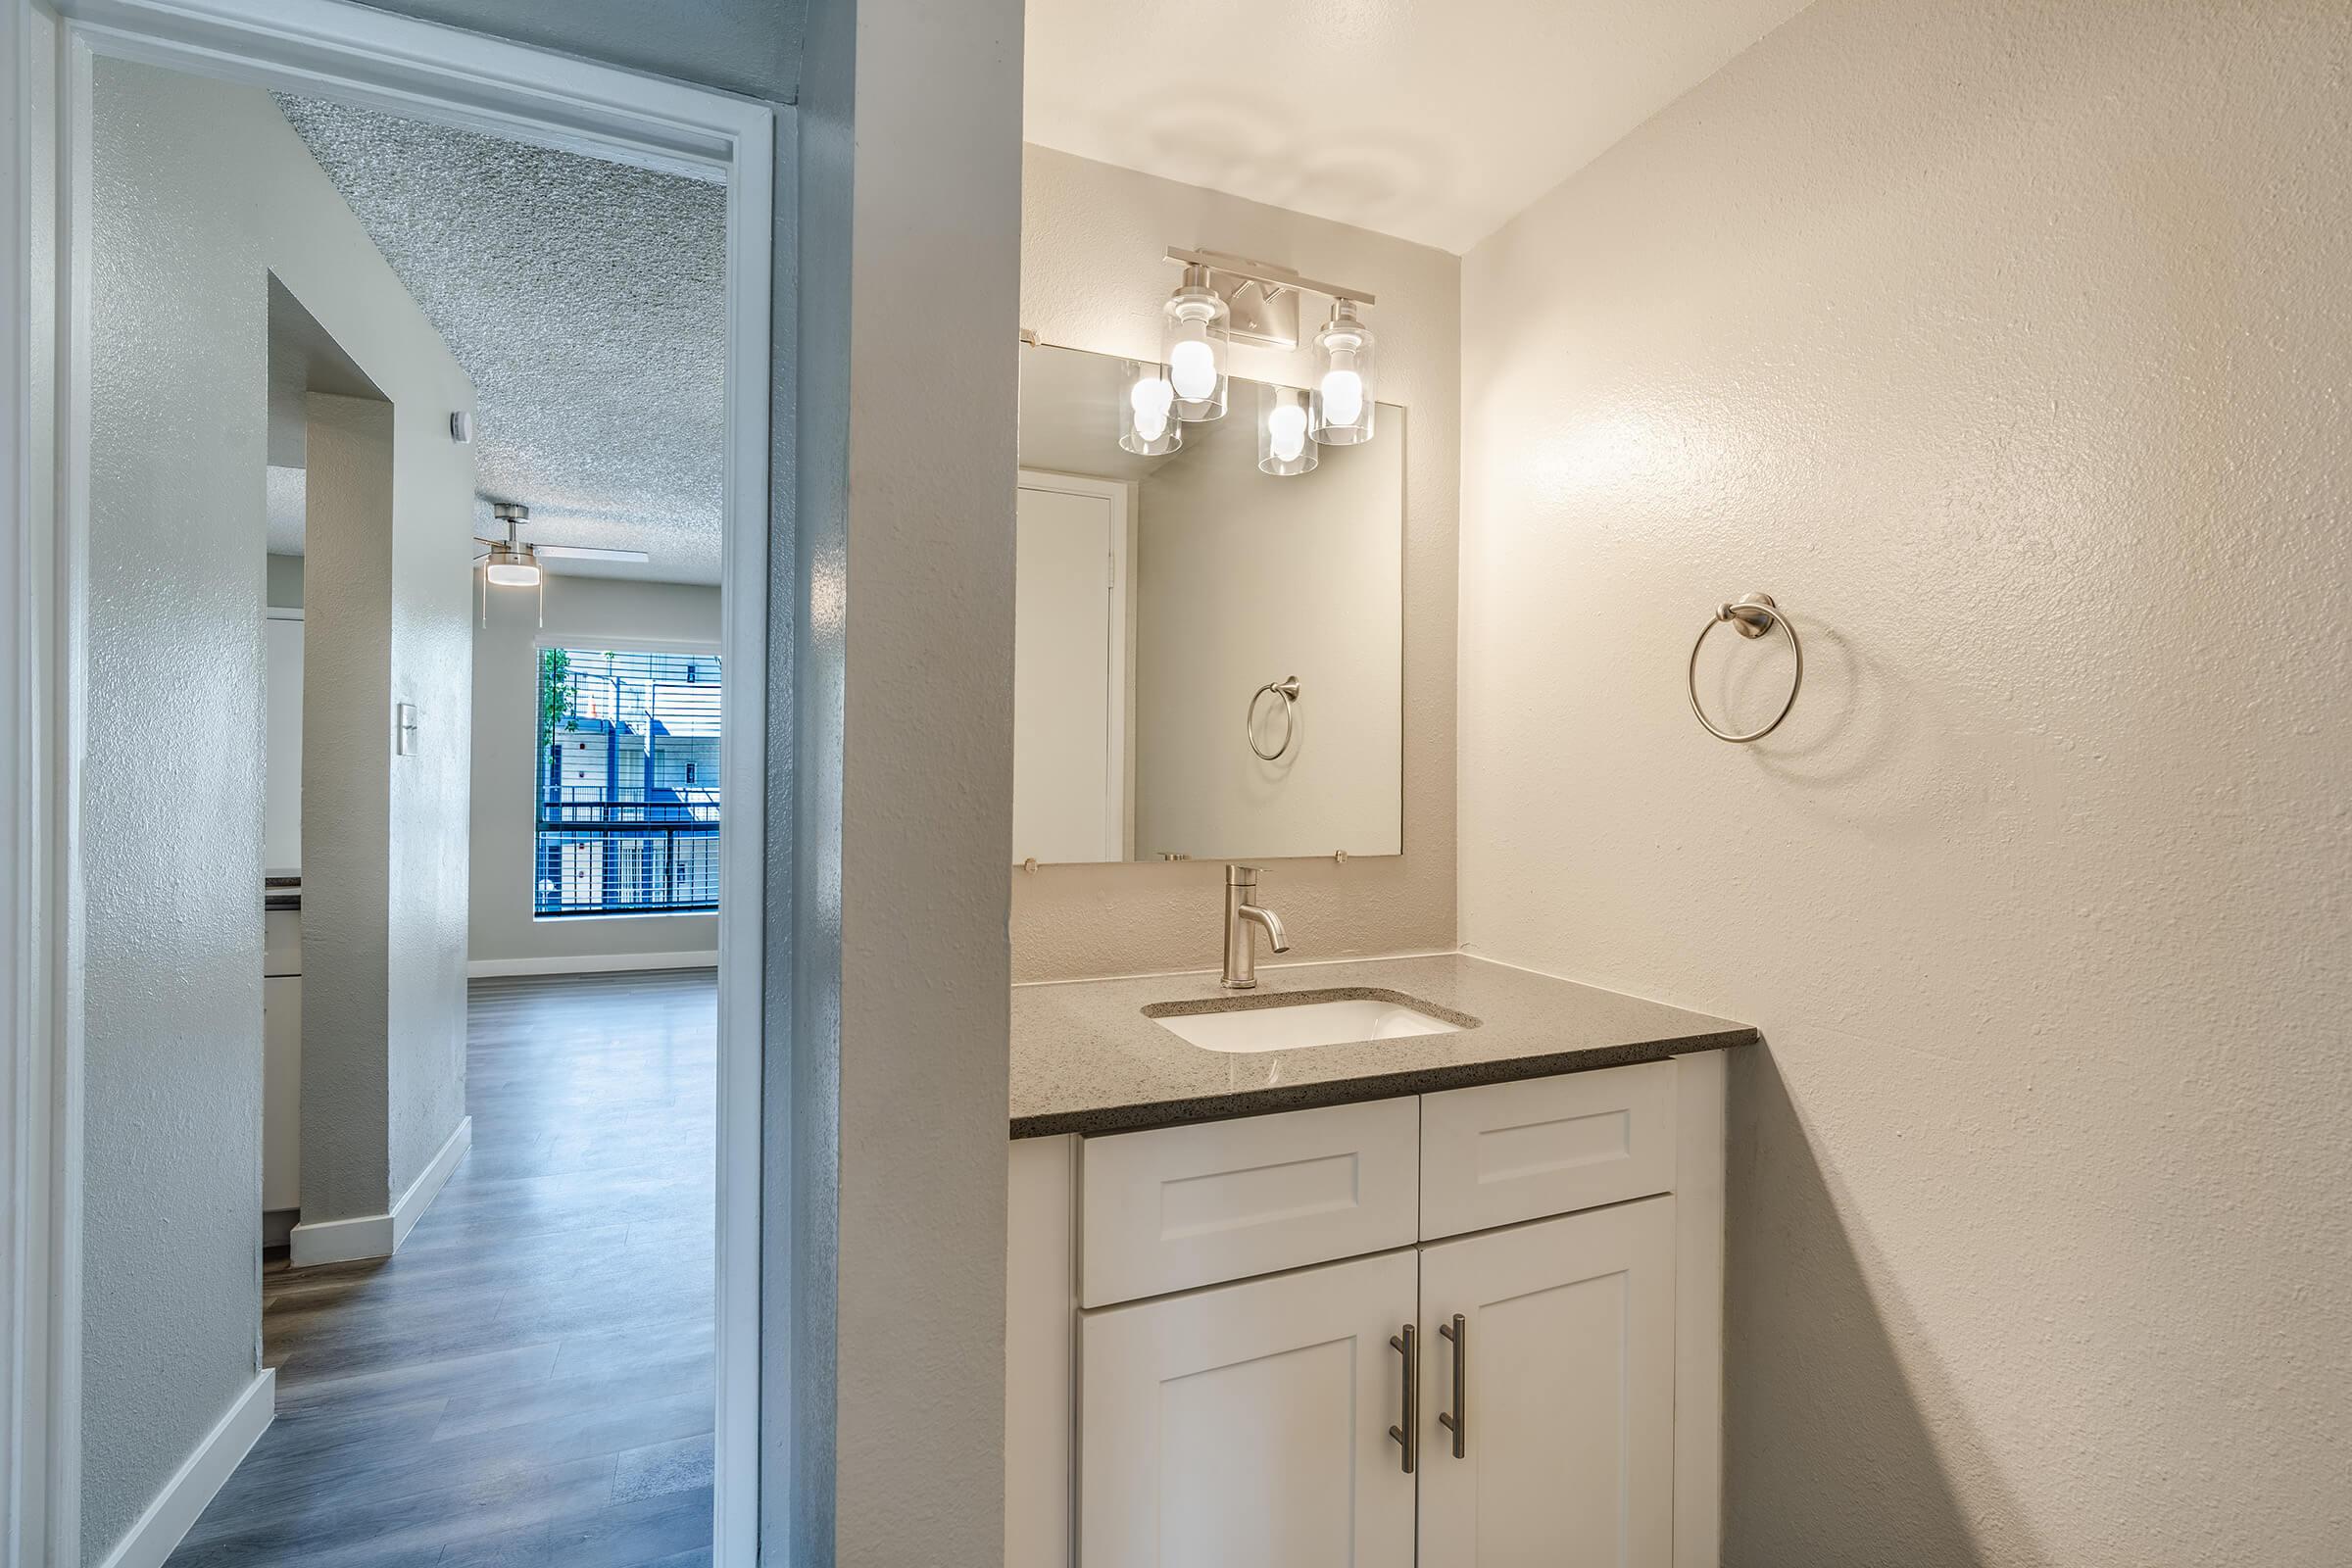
[1080,1249,1417,1568]
[1417,1197,1678,1567]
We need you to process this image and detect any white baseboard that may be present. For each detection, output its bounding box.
[95,1368,274,1568]
[287,1208,393,1268]
[466,950,718,978]
[391,1114,472,1250]
[288,1115,470,1267]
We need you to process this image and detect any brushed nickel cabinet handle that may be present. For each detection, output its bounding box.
[1388,1324,1418,1474]
[1438,1313,1467,1458]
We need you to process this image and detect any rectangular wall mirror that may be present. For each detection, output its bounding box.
[1013,341,1404,865]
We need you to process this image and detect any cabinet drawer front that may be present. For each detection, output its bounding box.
[1080,1098,1419,1307]
[1080,1249,1419,1568]
[1420,1061,1676,1239]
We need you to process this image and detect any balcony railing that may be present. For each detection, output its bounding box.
[533,796,720,917]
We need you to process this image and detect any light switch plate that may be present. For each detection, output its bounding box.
[395,702,418,756]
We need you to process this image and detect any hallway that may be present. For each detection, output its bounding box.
[167,969,718,1568]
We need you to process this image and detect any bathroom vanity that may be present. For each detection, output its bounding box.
[1005,321,1753,1565]
[1006,953,1756,1567]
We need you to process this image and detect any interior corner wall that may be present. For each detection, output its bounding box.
[1454,3,2352,1564]
[468,576,722,969]
[82,61,473,1563]
[299,392,397,1225]
[1012,145,1459,982]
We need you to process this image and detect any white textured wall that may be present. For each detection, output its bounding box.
[84,63,473,1560]
[84,65,266,1568]
[1014,146,1459,979]
[300,393,397,1225]
[1457,3,2352,1564]
[468,577,720,967]
[784,0,1022,1561]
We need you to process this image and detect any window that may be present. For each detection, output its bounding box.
[534,646,720,917]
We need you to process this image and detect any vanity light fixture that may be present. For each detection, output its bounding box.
[1119,361,1184,456]
[1258,383,1317,476]
[1309,298,1376,446]
[1147,247,1382,464]
[1161,265,1230,421]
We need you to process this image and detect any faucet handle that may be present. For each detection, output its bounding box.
[1226,863,1260,888]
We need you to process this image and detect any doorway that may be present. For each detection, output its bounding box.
[5,5,772,1565]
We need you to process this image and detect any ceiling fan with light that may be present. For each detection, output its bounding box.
[473,502,650,624]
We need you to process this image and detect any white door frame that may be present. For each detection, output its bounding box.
[1015,469,1132,862]
[0,3,773,1564]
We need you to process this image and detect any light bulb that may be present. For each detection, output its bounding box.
[1310,302,1376,445]
[1169,338,1218,401]
[1268,403,1307,464]
[1319,368,1364,429]
[1161,266,1230,418]
[1130,374,1174,442]
[486,561,540,587]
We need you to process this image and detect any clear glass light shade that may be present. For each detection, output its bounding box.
[1257,383,1317,476]
[1310,300,1377,446]
[1162,267,1230,421]
[484,546,541,587]
[1118,363,1183,457]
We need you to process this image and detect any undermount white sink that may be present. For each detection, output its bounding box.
[1148,993,1466,1054]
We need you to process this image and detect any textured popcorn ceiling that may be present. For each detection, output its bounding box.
[275,95,726,584]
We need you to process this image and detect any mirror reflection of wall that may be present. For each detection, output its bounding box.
[1013,343,1403,865]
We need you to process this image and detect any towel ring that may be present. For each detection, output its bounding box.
[1688,593,1802,743]
[1248,675,1301,760]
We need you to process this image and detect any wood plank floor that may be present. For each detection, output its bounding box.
[166,969,718,1568]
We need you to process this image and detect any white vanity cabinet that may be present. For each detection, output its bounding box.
[1006,1052,1729,1568]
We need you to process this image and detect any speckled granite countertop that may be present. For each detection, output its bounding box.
[1010,953,1755,1138]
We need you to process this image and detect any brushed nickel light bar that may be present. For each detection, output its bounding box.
[1162,246,1376,353]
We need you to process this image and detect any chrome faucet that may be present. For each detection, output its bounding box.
[1221,864,1292,990]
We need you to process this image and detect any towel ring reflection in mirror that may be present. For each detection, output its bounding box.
[1248,675,1301,760]
[1688,593,1802,743]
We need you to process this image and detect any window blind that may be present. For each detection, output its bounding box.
[534,646,721,917]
